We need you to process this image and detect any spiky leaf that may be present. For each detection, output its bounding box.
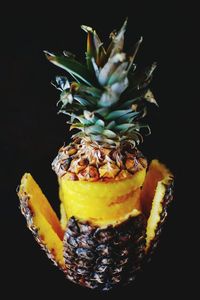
[44,51,96,86]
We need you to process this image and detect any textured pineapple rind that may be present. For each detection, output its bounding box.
[52,141,147,181]
[63,214,147,291]
[18,193,65,271]
[145,180,174,261]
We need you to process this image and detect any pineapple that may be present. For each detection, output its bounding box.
[17,20,174,291]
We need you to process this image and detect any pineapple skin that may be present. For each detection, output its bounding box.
[19,192,65,269]
[52,140,147,181]
[64,215,146,291]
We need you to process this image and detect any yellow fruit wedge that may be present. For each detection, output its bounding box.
[140,160,173,252]
[18,174,65,269]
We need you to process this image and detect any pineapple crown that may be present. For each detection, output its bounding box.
[44,19,158,147]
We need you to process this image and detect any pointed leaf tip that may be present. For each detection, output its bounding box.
[107,19,128,58]
[152,62,157,70]
[118,18,128,35]
[127,36,144,70]
[44,50,56,61]
[123,17,128,29]
[81,25,93,33]
[43,50,55,56]
[140,36,143,42]
[147,62,157,77]
[144,89,159,106]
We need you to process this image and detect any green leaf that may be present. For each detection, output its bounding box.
[77,117,93,125]
[70,123,84,129]
[118,97,141,109]
[83,110,98,123]
[91,58,100,78]
[103,129,117,138]
[95,107,109,117]
[137,124,151,135]
[89,134,116,145]
[107,62,128,85]
[127,62,157,95]
[81,25,106,69]
[44,51,96,86]
[77,84,102,98]
[110,77,129,95]
[73,95,92,106]
[51,76,70,91]
[127,37,143,71]
[107,18,127,58]
[115,123,135,132]
[93,31,106,67]
[106,121,116,129]
[75,92,98,105]
[58,91,73,109]
[117,111,140,123]
[81,25,96,71]
[106,109,132,121]
[61,111,93,125]
[95,119,105,127]
[70,83,102,107]
[85,124,104,135]
[98,89,119,107]
[98,53,126,86]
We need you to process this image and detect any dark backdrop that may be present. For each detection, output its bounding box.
[1,2,195,299]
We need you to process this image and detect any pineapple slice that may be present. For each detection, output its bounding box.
[18,174,65,269]
[140,160,173,252]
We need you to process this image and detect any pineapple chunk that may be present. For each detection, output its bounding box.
[18,174,65,268]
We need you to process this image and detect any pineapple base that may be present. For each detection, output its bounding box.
[17,160,173,290]
[64,215,146,291]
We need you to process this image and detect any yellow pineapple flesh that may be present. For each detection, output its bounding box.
[140,160,173,251]
[18,174,65,268]
[59,167,146,226]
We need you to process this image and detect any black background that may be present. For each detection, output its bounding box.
[1,2,195,299]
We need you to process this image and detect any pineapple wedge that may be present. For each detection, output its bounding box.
[18,174,65,269]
